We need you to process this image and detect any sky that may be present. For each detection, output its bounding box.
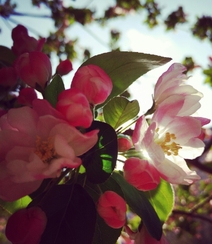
[0,0,212,124]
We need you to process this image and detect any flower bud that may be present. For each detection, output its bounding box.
[14,51,52,91]
[5,207,47,244]
[17,87,38,106]
[97,191,126,229]
[56,88,93,128]
[118,134,133,152]
[56,59,73,76]
[71,64,112,105]
[124,157,160,191]
[11,25,45,56]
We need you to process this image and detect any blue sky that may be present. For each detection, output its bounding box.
[0,0,212,124]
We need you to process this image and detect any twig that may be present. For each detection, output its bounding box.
[186,158,212,174]
[190,195,212,213]
[11,11,51,18]
[172,209,212,225]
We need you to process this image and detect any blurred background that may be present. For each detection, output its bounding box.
[0,0,212,243]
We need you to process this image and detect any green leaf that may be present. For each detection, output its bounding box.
[112,171,162,240]
[34,184,96,244]
[103,96,139,129]
[0,196,31,215]
[82,51,171,106]
[145,179,174,223]
[44,74,65,107]
[0,45,16,66]
[83,121,118,184]
[77,173,125,244]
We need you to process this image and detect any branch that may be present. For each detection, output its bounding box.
[6,17,44,36]
[172,209,212,224]
[190,195,212,213]
[11,11,51,18]
[186,138,212,174]
[186,158,212,174]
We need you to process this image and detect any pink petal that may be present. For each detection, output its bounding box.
[157,156,200,185]
[124,157,160,191]
[0,178,41,202]
[132,116,149,150]
[49,123,99,156]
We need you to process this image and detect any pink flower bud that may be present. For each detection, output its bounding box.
[124,157,160,191]
[118,135,133,152]
[11,25,45,56]
[56,59,73,76]
[14,51,52,91]
[56,88,93,128]
[0,66,17,87]
[5,207,47,244]
[71,64,112,105]
[17,87,38,106]
[97,191,126,229]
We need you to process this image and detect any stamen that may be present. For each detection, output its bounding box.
[34,136,57,163]
[158,132,182,156]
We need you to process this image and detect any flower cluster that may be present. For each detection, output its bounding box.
[0,25,210,244]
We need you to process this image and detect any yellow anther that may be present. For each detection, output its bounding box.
[34,136,57,164]
[158,132,182,156]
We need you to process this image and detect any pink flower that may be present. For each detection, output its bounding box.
[5,207,47,244]
[56,59,73,76]
[154,63,202,116]
[56,88,93,128]
[132,112,210,185]
[11,25,45,56]
[123,157,160,191]
[14,51,52,91]
[71,64,113,105]
[97,191,126,229]
[125,225,169,244]
[0,66,17,87]
[118,135,133,152]
[17,88,38,106]
[0,99,99,201]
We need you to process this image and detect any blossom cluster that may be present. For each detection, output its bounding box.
[0,24,210,244]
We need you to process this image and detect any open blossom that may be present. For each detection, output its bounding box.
[153,63,202,116]
[0,99,99,201]
[56,88,93,128]
[14,51,52,91]
[71,64,113,105]
[123,157,160,191]
[5,207,47,244]
[97,191,126,229]
[132,109,210,185]
[11,25,45,57]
